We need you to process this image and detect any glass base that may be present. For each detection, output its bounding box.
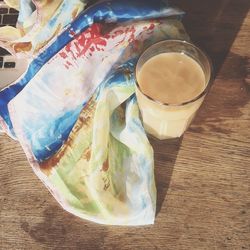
[146,131,183,141]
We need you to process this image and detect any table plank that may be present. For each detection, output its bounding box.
[1,1,249,249]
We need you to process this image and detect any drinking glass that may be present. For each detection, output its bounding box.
[135,40,213,140]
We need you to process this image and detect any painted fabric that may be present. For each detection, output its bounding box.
[0,0,187,225]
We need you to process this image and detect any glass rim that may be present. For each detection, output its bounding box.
[135,39,214,107]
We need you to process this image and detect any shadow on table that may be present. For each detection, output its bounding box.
[149,136,183,215]
[172,0,249,75]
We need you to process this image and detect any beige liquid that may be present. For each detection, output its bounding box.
[136,52,207,139]
[138,53,205,104]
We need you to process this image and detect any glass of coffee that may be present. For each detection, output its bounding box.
[135,40,213,140]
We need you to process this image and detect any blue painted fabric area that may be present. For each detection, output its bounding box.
[30,107,82,162]
[84,0,183,23]
[34,58,137,162]
[102,59,136,88]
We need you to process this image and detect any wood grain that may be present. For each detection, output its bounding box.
[1,1,250,249]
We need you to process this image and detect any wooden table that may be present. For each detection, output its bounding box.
[1,1,249,249]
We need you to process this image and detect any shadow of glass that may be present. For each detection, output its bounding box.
[149,136,183,215]
[172,0,249,75]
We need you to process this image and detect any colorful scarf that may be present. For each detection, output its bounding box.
[0,0,187,225]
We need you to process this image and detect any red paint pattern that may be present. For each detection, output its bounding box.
[58,21,158,69]
[59,51,67,59]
